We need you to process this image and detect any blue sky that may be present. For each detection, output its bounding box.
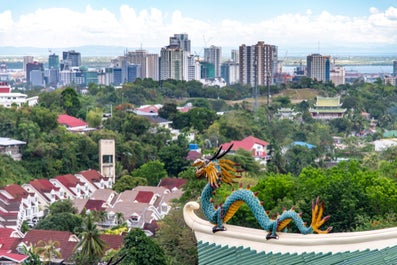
[0,0,396,56]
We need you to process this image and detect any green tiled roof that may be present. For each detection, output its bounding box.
[197,241,397,265]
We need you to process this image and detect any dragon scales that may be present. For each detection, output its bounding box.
[193,145,332,239]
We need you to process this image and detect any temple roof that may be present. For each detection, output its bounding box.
[184,201,397,264]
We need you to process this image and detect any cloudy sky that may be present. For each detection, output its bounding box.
[0,0,396,56]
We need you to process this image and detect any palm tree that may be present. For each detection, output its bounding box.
[74,214,107,265]
[35,240,62,265]
[115,212,124,225]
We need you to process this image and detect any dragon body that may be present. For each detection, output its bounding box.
[193,145,331,239]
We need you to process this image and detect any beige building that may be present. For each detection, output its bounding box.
[99,139,116,183]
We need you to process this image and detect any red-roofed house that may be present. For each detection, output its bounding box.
[22,179,62,207]
[75,169,112,191]
[57,114,88,131]
[221,135,270,164]
[133,104,162,116]
[2,184,42,230]
[99,234,124,252]
[50,174,90,199]
[134,191,154,204]
[17,230,79,264]
[0,228,26,264]
[158,178,187,191]
[84,199,106,212]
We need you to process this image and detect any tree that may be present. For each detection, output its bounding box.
[116,228,167,265]
[156,207,198,265]
[60,87,81,116]
[74,214,107,265]
[35,240,62,265]
[113,175,147,193]
[22,245,42,265]
[48,199,77,215]
[158,136,190,177]
[130,160,167,186]
[35,212,82,234]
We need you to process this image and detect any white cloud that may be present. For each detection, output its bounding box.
[0,5,396,53]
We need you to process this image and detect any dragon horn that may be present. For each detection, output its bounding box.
[217,144,234,159]
[209,146,223,161]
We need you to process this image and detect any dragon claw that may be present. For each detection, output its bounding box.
[266,232,279,240]
[311,198,332,234]
[212,226,227,233]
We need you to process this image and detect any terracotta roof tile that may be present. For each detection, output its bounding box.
[3,184,29,200]
[158,178,187,190]
[0,250,27,263]
[21,230,78,261]
[0,228,20,251]
[29,179,58,193]
[99,234,124,251]
[57,114,87,128]
[135,191,153,203]
[84,199,105,211]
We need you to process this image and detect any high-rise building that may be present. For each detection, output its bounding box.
[200,62,215,79]
[231,49,239,63]
[48,54,60,70]
[124,50,159,80]
[127,64,141,83]
[393,60,397,77]
[204,45,222,77]
[26,62,44,87]
[160,46,188,81]
[61,50,81,70]
[23,56,34,78]
[239,41,277,87]
[169,33,191,53]
[306,54,331,82]
[221,61,240,85]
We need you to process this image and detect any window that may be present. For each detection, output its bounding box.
[102,155,113,163]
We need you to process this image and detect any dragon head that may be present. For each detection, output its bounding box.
[193,145,242,187]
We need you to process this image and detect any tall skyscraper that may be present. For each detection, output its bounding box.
[204,45,222,77]
[160,46,187,81]
[160,34,191,81]
[61,50,81,70]
[231,49,239,63]
[124,50,159,80]
[393,60,397,77]
[306,54,331,82]
[221,61,239,85]
[239,41,277,87]
[169,33,191,53]
[48,53,60,69]
[23,56,34,78]
[26,62,44,86]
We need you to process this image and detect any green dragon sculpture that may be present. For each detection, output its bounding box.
[193,145,332,239]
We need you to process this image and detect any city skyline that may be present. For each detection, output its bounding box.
[0,1,396,56]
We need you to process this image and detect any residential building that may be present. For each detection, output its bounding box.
[160,46,188,81]
[17,230,80,264]
[330,66,345,86]
[75,169,113,191]
[239,41,277,87]
[2,184,42,229]
[123,49,159,80]
[0,77,42,107]
[57,114,88,132]
[221,135,270,163]
[22,179,63,207]
[231,49,239,63]
[50,174,91,199]
[309,96,347,120]
[0,137,26,161]
[306,54,331,82]
[0,228,26,264]
[221,60,239,85]
[204,45,222,77]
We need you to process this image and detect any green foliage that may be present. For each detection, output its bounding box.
[48,199,78,215]
[22,245,43,265]
[156,207,198,265]
[158,136,190,177]
[74,215,107,265]
[130,160,167,186]
[60,87,81,116]
[113,175,148,193]
[35,212,83,234]
[117,228,167,265]
[0,155,33,186]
